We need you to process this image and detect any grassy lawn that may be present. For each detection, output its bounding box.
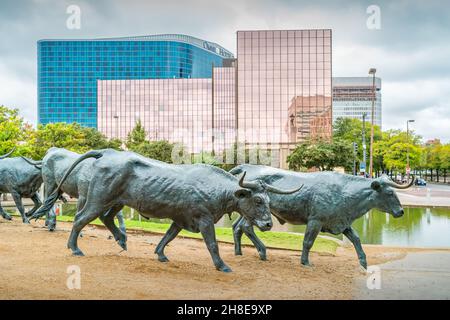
[55,215,339,254]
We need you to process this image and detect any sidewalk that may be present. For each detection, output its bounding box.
[397,192,450,207]
[354,251,450,299]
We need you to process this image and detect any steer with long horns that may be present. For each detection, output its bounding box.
[230,164,414,269]
[0,149,43,223]
[32,149,302,272]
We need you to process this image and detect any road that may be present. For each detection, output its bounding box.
[396,182,450,207]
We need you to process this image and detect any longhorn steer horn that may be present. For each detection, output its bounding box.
[238,171,259,189]
[383,175,415,189]
[265,182,303,195]
[239,171,303,194]
[20,157,43,170]
[0,147,16,159]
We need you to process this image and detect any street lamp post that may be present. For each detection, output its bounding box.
[361,113,367,176]
[368,68,377,178]
[352,142,358,176]
[113,115,119,139]
[406,119,415,181]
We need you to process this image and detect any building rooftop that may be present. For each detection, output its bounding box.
[333,77,382,90]
[38,34,234,59]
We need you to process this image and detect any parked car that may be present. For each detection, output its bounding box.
[415,178,427,186]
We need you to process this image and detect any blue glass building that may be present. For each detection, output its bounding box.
[37,34,234,127]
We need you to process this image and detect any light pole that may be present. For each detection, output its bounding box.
[211,62,215,156]
[406,119,415,181]
[361,113,367,176]
[113,115,119,139]
[368,68,377,178]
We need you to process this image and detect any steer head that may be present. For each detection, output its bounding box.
[234,172,303,231]
[370,174,415,218]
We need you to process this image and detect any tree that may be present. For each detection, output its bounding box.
[132,140,174,163]
[379,129,423,173]
[383,142,422,172]
[30,122,87,159]
[329,138,354,170]
[440,144,450,170]
[125,121,175,162]
[333,117,382,146]
[81,127,123,151]
[333,117,383,172]
[287,138,353,171]
[126,119,146,149]
[0,105,31,156]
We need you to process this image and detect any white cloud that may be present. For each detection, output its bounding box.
[0,0,449,143]
[382,79,450,143]
[0,62,37,124]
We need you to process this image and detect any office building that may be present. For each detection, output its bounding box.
[236,30,332,166]
[38,34,233,127]
[236,30,332,150]
[332,77,382,128]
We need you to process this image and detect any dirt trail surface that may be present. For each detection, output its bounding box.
[0,219,429,300]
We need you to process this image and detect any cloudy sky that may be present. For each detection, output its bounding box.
[0,0,449,142]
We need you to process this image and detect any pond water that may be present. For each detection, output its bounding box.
[217,207,450,248]
[58,204,450,248]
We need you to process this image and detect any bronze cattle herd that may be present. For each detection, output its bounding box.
[0,147,413,272]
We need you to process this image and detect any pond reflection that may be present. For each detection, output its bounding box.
[217,207,450,247]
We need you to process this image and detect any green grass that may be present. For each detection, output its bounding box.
[55,215,339,254]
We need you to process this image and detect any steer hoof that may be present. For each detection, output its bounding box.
[157,255,169,263]
[301,262,314,268]
[359,265,368,274]
[217,265,232,273]
[117,240,127,251]
[2,215,12,221]
[22,218,30,224]
[72,249,85,257]
[47,222,56,232]
[360,262,368,270]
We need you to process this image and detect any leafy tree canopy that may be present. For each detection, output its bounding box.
[287,138,353,171]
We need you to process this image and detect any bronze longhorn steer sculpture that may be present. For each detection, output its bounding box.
[30,148,126,237]
[32,149,302,272]
[230,164,414,269]
[0,148,43,223]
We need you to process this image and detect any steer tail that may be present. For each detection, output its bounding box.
[21,156,43,170]
[32,150,104,220]
[0,147,16,159]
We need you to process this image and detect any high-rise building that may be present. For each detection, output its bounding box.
[236,30,332,166]
[332,77,382,128]
[38,34,233,127]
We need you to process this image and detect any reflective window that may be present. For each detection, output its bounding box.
[236,29,332,146]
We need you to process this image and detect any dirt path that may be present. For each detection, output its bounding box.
[0,219,422,300]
